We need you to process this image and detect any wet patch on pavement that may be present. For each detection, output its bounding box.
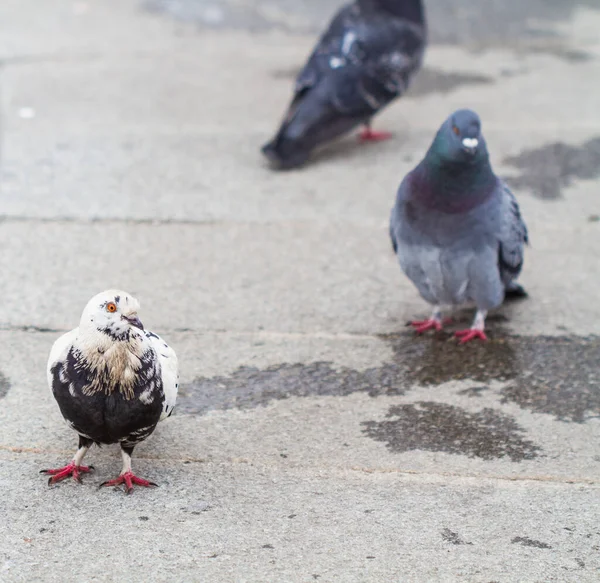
[511,536,552,549]
[503,137,600,199]
[441,528,473,545]
[177,361,408,415]
[0,371,10,399]
[180,334,600,423]
[383,333,600,423]
[361,402,540,461]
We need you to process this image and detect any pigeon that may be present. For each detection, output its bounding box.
[42,290,178,493]
[389,109,528,343]
[262,0,426,169]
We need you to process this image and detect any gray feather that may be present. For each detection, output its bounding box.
[389,109,528,312]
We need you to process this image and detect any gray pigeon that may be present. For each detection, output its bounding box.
[262,0,426,169]
[389,109,528,343]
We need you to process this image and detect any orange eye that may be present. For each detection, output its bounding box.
[452,125,460,136]
[106,302,117,313]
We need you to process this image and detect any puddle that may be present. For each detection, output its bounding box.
[180,334,600,423]
[503,137,600,199]
[361,401,540,461]
[177,360,409,415]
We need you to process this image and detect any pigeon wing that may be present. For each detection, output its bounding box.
[144,330,179,421]
[292,7,425,119]
[497,182,528,285]
[292,4,358,97]
[47,328,77,391]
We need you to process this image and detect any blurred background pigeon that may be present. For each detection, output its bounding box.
[42,290,178,494]
[262,0,426,169]
[389,109,528,343]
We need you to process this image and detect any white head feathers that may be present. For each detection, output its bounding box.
[79,289,143,340]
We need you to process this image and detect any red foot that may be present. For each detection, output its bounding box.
[100,471,157,495]
[358,128,393,142]
[410,319,442,334]
[410,317,452,334]
[455,329,488,344]
[40,462,94,485]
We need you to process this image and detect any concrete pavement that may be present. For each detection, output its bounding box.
[1,1,600,581]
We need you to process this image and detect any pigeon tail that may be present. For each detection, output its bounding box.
[261,115,364,169]
[504,281,528,300]
[261,134,311,170]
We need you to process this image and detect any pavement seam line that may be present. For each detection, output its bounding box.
[3,446,598,487]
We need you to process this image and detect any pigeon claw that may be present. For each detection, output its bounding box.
[358,128,393,142]
[410,319,442,334]
[455,329,488,344]
[99,471,158,495]
[41,462,94,485]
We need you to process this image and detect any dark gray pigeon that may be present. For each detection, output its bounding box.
[262,0,426,169]
[389,109,528,343]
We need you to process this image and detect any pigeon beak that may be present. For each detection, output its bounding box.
[462,137,478,154]
[122,314,144,330]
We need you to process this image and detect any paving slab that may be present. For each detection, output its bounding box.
[1,1,600,582]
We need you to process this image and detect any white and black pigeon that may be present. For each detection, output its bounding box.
[262,0,426,169]
[42,290,178,493]
[389,109,528,343]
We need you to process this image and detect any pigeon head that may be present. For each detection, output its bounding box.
[430,109,487,164]
[411,109,497,212]
[80,290,143,341]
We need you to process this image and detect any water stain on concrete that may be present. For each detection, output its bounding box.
[503,138,600,199]
[180,334,600,423]
[499,353,600,422]
[441,528,473,545]
[511,536,552,549]
[177,361,408,415]
[361,402,540,461]
[385,333,600,423]
[0,371,10,399]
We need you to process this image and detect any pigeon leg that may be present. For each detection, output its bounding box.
[455,309,488,343]
[358,123,393,142]
[41,436,94,485]
[410,306,449,334]
[100,445,157,495]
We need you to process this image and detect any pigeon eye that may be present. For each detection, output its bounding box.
[452,125,460,136]
[106,303,117,313]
